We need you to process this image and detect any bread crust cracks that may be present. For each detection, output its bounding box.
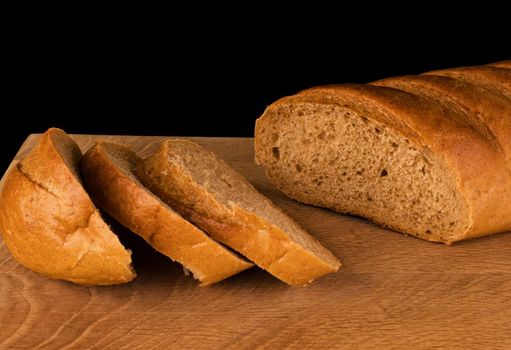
[17,163,59,198]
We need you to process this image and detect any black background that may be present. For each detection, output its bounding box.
[4,18,510,173]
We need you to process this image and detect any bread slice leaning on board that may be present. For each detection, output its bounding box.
[255,62,511,244]
[135,139,341,286]
[80,142,253,285]
[0,128,135,285]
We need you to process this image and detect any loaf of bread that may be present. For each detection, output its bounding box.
[255,62,511,244]
[0,129,135,284]
[136,139,340,286]
[80,142,253,285]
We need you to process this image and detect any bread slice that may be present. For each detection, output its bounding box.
[135,139,340,286]
[255,83,511,244]
[0,128,135,285]
[80,142,253,285]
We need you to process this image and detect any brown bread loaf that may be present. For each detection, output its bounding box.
[255,62,511,244]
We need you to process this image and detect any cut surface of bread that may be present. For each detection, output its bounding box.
[255,82,511,244]
[136,139,340,286]
[81,142,253,285]
[0,128,135,285]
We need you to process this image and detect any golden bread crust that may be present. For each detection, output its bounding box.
[0,129,135,285]
[255,63,511,244]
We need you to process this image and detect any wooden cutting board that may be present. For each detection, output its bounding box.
[1,134,510,349]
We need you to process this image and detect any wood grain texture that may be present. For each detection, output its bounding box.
[1,134,510,350]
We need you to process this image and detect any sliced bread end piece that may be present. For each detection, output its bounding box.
[136,139,341,286]
[80,142,253,285]
[0,128,135,285]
